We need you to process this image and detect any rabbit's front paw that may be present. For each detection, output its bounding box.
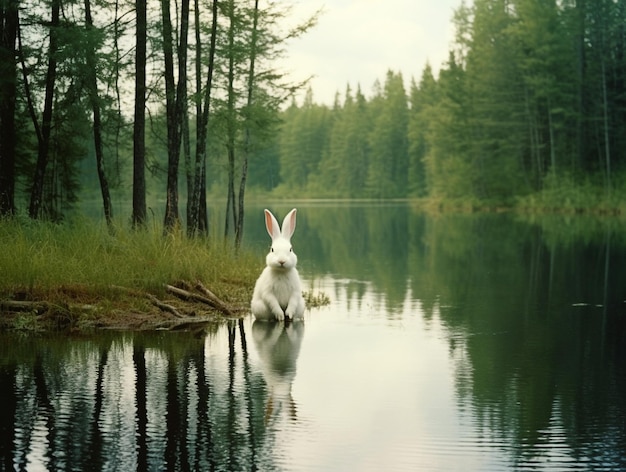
[274,310,285,321]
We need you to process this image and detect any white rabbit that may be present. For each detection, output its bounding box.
[251,208,305,321]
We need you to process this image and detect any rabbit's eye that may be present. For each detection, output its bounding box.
[271,247,274,252]
[289,247,293,252]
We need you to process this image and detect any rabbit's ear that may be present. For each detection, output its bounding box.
[264,209,281,239]
[281,208,297,239]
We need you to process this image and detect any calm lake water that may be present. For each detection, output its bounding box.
[1,203,626,471]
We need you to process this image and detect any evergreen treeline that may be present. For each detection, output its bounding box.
[254,0,626,209]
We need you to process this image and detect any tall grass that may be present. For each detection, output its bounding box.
[0,217,259,301]
[516,170,626,214]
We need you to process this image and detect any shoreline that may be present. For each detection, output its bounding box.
[1,280,251,332]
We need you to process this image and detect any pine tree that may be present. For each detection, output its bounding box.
[408,66,437,197]
[338,85,369,197]
[365,70,409,198]
[278,89,331,192]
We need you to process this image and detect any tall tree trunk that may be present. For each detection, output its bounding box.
[161,0,189,232]
[29,0,60,219]
[132,0,147,227]
[183,98,192,230]
[112,0,121,179]
[84,0,113,227]
[198,163,207,232]
[175,0,189,224]
[187,0,202,237]
[235,0,260,248]
[176,15,191,233]
[224,0,236,239]
[0,0,19,216]
[161,0,178,231]
[225,142,235,238]
[188,0,217,237]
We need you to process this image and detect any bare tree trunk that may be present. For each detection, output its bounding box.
[198,163,208,232]
[224,0,236,239]
[161,0,178,231]
[187,0,201,236]
[225,142,235,238]
[235,156,248,247]
[28,0,60,219]
[235,0,260,248]
[182,92,190,230]
[84,0,113,227]
[132,0,147,227]
[112,0,122,183]
[188,0,217,237]
[0,0,19,216]
[182,92,191,230]
[161,0,189,233]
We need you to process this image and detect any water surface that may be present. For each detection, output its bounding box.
[1,205,625,471]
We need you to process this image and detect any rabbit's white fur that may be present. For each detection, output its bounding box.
[251,208,305,321]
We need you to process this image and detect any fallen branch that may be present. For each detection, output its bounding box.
[165,284,234,317]
[194,281,235,316]
[1,300,49,313]
[147,294,183,318]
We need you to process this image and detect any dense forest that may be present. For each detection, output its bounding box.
[260,0,626,209]
[0,0,318,241]
[1,0,625,240]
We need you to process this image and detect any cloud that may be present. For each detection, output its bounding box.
[282,0,461,105]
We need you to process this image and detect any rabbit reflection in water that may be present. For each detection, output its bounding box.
[251,208,306,322]
[252,320,304,423]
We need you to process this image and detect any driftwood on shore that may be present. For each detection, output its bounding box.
[1,280,243,322]
[1,300,51,313]
[164,282,235,317]
[146,294,183,318]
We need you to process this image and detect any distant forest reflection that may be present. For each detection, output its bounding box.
[293,205,626,466]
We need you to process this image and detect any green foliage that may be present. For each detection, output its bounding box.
[365,71,409,198]
[517,170,626,215]
[277,90,332,193]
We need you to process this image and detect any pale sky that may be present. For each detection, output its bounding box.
[281,0,463,106]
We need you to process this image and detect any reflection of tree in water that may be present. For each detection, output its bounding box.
[0,325,284,471]
[0,359,16,471]
[298,207,626,467]
[419,214,626,468]
[302,204,411,312]
[2,209,626,469]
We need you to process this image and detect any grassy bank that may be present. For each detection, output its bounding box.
[0,218,260,331]
[409,171,626,215]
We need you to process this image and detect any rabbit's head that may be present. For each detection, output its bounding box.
[264,208,298,271]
